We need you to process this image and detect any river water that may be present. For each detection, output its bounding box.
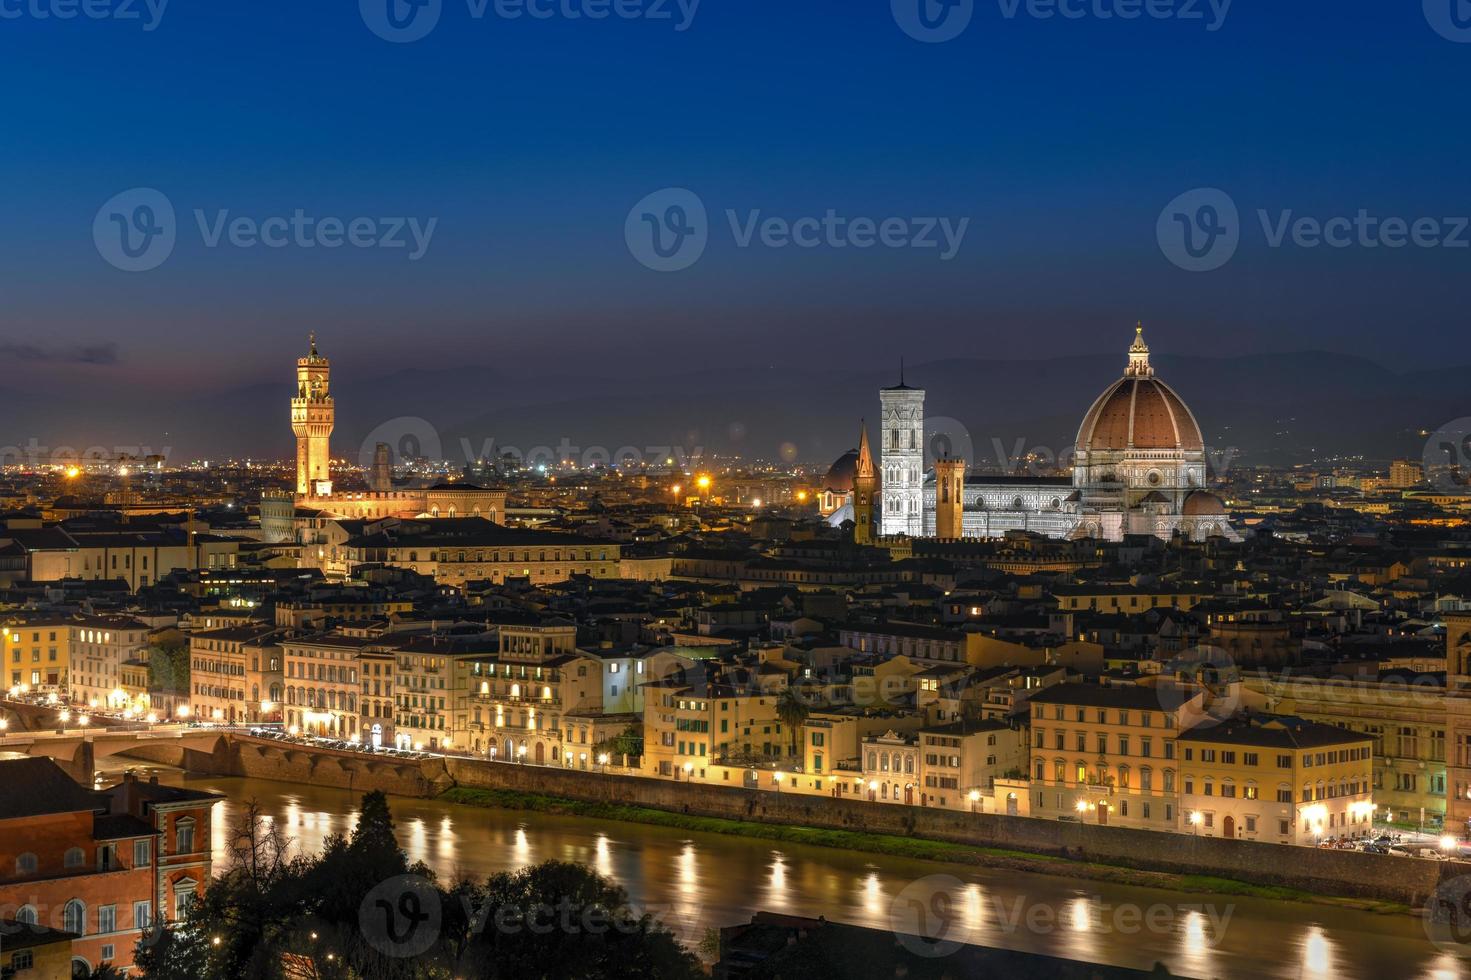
[148,770,1465,979]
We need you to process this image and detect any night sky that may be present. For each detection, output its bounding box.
[0,2,1467,454]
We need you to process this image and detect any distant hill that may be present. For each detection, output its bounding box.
[29,351,1466,469]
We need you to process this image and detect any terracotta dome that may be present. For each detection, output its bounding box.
[1182,490,1226,516]
[1076,326,1203,452]
[823,450,859,493]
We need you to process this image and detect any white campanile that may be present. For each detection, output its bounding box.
[879,365,925,537]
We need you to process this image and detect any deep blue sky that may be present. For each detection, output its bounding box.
[0,1,1467,407]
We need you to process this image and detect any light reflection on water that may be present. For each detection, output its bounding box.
[174,772,1466,980]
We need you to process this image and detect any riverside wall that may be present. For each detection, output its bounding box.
[171,735,1462,907]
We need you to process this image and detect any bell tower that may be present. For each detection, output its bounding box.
[291,333,334,497]
[934,454,965,540]
[853,422,878,546]
[879,361,925,537]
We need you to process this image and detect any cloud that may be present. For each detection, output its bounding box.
[0,342,119,365]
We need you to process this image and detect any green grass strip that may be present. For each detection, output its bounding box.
[436,786,1410,914]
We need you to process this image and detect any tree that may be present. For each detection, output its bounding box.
[132,794,702,980]
[775,686,811,757]
[447,861,702,979]
[146,639,189,695]
[594,724,644,766]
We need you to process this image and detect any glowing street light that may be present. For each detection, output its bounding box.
[773,771,784,794]
[968,789,981,813]
[1189,811,1203,835]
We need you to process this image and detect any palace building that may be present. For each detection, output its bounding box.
[835,325,1239,544]
[262,337,507,552]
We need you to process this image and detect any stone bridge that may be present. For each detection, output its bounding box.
[0,726,231,782]
[0,707,451,796]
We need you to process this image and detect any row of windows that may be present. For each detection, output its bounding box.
[13,839,151,876]
[1038,705,1172,727]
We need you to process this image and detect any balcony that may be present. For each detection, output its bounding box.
[472,692,562,707]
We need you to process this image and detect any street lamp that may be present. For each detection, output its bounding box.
[1189,811,1203,835]
[517,744,526,764]
[773,772,784,794]
[968,789,981,813]
[682,762,694,782]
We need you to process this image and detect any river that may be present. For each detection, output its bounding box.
[145,769,1466,979]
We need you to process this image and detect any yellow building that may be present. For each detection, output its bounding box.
[2,618,72,696]
[120,658,150,714]
[1027,681,1207,830]
[1050,584,1208,613]
[1254,671,1446,829]
[1444,612,1471,831]
[68,616,151,712]
[1177,716,1373,844]
[642,681,789,780]
[188,625,280,725]
[390,635,472,751]
[452,622,606,764]
[282,633,376,738]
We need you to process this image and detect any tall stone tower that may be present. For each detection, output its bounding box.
[934,454,965,540]
[369,442,393,492]
[291,334,334,497]
[879,366,925,537]
[853,422,878,545]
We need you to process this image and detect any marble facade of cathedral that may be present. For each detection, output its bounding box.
[874,326,1237,544]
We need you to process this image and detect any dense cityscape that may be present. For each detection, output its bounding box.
[7,2,1471,978]
[0,329,1467,976]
